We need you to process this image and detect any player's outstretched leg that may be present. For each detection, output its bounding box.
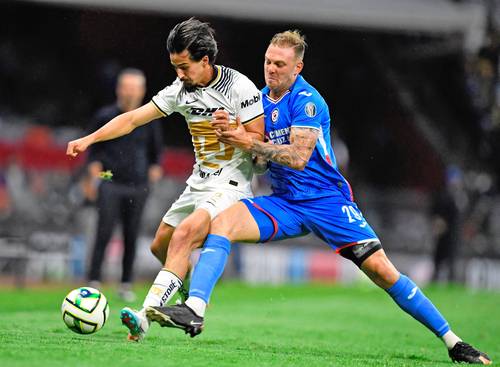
[448,342,492,365]
[384,274,492,364]
[146,304,204,337]
[120,307,150,342]
[360,249,492,364]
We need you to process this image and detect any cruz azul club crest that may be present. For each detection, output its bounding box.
[271,108,279,123]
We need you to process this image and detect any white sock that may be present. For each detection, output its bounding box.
[441,330,462,350]
[185,296,207,317]
[142,269,183,310]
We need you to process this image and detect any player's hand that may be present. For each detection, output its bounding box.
[148,164,163,183]
[216,116,253,151]
[211,110,232,132]
[87,161,103,178]
[66,136,92,157]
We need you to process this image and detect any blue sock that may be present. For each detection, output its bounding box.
[188,234,231,303]
[386,274,450,337]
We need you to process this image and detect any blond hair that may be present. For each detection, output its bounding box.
[269,30,307,60]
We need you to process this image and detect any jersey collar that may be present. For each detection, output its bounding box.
[262,74,304,103]
[206,65,222,88]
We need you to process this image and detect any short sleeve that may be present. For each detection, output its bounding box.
[234,76,264,124]
[151,79,181,116]
[291,91,325,130]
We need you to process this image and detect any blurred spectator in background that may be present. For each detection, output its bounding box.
[430,165,465,283]
[332,134,350,176]
[86,68,163,301]
[466,31,500,170]
[0,171,11,220]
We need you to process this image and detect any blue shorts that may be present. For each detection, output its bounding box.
[242,194,380,252]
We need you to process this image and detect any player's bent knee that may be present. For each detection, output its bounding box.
[150,239,162,256]
[150,236,166,260]
[170,225,201,252]
[150,224,173,260]
[210,202,249,239]
[360,249,400,288]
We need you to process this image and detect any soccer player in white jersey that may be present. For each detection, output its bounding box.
[66,18,264,341]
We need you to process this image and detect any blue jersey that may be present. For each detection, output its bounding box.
[262,75,352,201]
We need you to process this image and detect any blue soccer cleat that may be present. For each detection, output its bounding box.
[120,307,149,342]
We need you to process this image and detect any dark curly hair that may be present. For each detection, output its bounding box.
[167,18,218,64]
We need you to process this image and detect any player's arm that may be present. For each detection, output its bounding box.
[66,102,163,157]
[251,127,318,170]
[212,110,264,142]
[243,115,267,174]
[217,124,318,171]
[242,114,265,142]
[212,77,265,142]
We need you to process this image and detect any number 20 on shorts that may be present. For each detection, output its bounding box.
[342,205,368,228]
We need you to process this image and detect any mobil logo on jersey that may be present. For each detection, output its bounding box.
[268,126,290,144]
[240,94,261,109]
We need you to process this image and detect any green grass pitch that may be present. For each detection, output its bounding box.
[0,282,498,366]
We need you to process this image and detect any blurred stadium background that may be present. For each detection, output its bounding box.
[1,0,500,291]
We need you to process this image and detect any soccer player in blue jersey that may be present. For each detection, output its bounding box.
[146,30,491,364]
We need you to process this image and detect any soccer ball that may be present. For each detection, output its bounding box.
[61,287,109,334]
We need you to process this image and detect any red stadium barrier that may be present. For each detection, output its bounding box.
[0,139,194,178]
[308,250,340,282]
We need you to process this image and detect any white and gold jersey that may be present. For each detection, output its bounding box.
[152,65,263,194]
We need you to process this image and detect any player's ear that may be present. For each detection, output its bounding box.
[295,61,304,75]
[202,55,209,66]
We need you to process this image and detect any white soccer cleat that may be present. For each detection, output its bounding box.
[120,307,149,342]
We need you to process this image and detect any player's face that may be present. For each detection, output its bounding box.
[116,74,146,112]
[264,45,303,97]
[170,50,211,90]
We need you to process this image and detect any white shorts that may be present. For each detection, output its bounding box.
[162,186,251,227]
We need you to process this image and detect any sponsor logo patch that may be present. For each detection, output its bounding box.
[190,107,224,116]
[150,286,164,296]
[241,94,261,109]
[304,102,316,117]
[160,280,180,305]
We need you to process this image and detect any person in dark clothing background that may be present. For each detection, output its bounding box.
[431,165,464,283]
[86,68,163,301]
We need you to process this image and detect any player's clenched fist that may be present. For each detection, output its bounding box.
[66,136,92,157]
[211,110,233,132]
